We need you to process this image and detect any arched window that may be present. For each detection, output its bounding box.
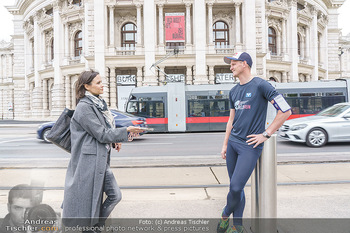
[213,21,229,47]
[268,27,277,55]
[121,23,137,49]
[297,34,301,56]
[74,31,82,57]
[51,39,54,60]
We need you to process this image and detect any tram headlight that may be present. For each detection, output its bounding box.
[291,124,307,131]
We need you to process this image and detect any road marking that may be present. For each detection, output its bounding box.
[0,138,34,144]
[124,142,173,146]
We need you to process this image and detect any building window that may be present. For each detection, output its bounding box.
[121,23,137,49]
[213,21,229,47]
[46,8,53,16]
[297,34,301,56]
[268,27,277,55]
[72,0,82,6]
[74,31,82,57]
[51,39,54,60]
[297,3,305,11]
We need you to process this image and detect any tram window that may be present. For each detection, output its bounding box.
[326,92,344,96]
[284,93,298,98]
[188,100,210,117]
[300,97,314,114]
[285,98,300,114]
[300,93,316,97]
[126,101,138,114]
[322,96,346,109]
[210,100,230,116]
[138,101,165,118]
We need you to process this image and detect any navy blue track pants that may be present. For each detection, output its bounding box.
[223,140,262,223]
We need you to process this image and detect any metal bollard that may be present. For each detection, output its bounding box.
[251,134,277,233]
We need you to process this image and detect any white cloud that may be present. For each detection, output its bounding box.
[339,0,350,36]
[0,0,15,42]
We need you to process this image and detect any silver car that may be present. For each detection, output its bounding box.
[279,102,350,147]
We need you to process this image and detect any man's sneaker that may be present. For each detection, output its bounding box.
[217,213,229,233]
[225,225,244,233]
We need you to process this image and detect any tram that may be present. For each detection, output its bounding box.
[125,79,350,132]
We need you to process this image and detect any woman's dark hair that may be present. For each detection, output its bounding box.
[75,70,99,99]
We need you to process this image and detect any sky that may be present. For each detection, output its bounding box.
[0,0,350,42]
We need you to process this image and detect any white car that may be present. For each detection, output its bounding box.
[279,102,350,147]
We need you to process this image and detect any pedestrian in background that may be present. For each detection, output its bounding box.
[62,70,143,229]
[217,52,291,233]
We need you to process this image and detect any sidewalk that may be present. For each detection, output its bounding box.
[0,162,349,218]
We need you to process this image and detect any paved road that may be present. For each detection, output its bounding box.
[1,126,350,162]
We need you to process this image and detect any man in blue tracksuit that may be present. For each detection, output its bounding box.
[217,52,292,233]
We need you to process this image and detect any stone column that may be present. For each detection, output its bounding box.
[4,55,8,78]
[306,74,311,82]
[32,12,43,116]
[143,0,157,85]
[310,6,318,81]
[109,5,115,48]
[41,30,46,68]
[288,0,298,82]
[208,2,214,53]
[84,0,90,69]
[282,18,287,58]
[194,0,207,84]
[52,0,65,116]
[42,79,48,110]
[94,0,106,87]
[186,66,192,85]
[243,0,256,75]
[158,4,164,48]
[9,54,13,79]
[136,4,142,54]
[235,3,241,45]
[23,29,31,115]
[109,67,117,109]
[158,65,166,85]
[305,26,310,62]
[136,66,143,87]
[63,22,70,65]
[282,72,287,83]
[208,66,215,84]
[65,75,71,109]
[185,3,192,47]
[323,22,328,79]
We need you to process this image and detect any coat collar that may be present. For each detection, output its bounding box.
[79,96,93,105]
[78,96,109,128]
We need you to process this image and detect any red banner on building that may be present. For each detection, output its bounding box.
[165,13,185,42]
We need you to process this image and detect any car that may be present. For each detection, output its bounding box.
[37,109,148,143]
[278,102,350,147]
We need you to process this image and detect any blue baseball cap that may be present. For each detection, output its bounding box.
[224,52,253,67]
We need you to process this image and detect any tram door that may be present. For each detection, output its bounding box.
[167,83,186,132]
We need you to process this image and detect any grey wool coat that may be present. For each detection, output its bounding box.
[62,97,128,227]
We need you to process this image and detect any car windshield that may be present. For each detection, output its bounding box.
[316,104,350,117]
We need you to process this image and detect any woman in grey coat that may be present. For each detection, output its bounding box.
[62,70,143,229]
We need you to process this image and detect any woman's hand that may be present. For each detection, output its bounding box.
[127,126,144,133]
[114,143,122,152]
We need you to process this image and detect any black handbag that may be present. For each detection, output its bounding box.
[46,108,74,153]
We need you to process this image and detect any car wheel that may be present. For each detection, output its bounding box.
[42,128,52,143]
[306,128,328,147]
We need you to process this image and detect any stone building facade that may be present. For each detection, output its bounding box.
[0,0,348,119]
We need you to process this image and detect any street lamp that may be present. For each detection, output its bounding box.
[338,46,344,78]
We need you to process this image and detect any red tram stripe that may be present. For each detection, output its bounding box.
[145,118,168,124]
[145,114,310,125]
